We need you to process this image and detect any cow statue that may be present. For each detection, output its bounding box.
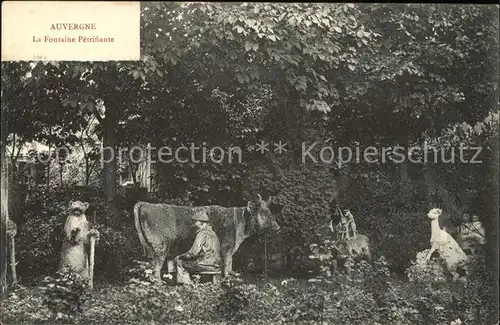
[134,194,280,280]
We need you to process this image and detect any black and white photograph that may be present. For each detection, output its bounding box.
[1,2,499,324]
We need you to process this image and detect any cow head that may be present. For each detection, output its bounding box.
[247,194,280,233]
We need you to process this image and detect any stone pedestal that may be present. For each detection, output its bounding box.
[407,250,449,282]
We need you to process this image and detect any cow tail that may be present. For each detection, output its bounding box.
[364,237,372,262]
[134,202,154,259]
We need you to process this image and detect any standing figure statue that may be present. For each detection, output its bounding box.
[335,209,358,240]
[59,201,100,281]
[174,210,222,285]
[343,209,358,238]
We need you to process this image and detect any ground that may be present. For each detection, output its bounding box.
[0,259,493,325]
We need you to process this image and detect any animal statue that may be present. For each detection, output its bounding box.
[134,194,280,280]
[59,201,99,280]
[332,233,372,274]
[425,208,467,280]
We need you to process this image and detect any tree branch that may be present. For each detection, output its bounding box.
[89,101,104,126]
[13,138,27,164]
[10,133,16,163]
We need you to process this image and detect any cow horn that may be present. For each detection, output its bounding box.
[257,194,262,201]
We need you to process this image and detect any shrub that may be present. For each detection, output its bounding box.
[455,255,499,324]
[242,163,338,275]
[282,285,326,324]
[216,275,258,322]
[0,287,53,324]
[40,270,90,322]
[406,250,454,283]
[94,220,142,282]
[17,214,64,280]
[125,261,186,323]
[308,239,337,278]
[124,261,224,324]
[323,283,381,324]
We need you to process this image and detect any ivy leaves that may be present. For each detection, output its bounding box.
[143,2,378,115]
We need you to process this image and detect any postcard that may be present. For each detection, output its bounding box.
[1,2,499,325]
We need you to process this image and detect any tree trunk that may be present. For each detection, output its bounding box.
[59,164,63,188]
[9,134,17,181]
[338,164,351,204]
[1,174,8,300]
[46,161,50,189]
[103,111,118,218]
[1,116,9,299]
[80,139,91,187]
[85,155,90,187]
[424,166,436,209]
[399,137,410,185]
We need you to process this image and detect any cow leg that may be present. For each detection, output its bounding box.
[364,249,372,263]
[223,252,233,277]
[153,253,166,282]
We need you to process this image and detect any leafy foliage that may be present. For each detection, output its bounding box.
[216,275,254,322]
[40,270,90,321]
[3,3,497,221]
[1,256,497,325]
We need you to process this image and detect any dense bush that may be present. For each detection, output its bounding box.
[1,256,496,325]
[16,187,70,280]
[17,213,63,281]
[94,218,143,282]
[40,270,90,321]
[241,162,338,275]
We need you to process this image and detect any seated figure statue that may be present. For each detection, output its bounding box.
[456,214,486,257]
[174,210,222,285]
